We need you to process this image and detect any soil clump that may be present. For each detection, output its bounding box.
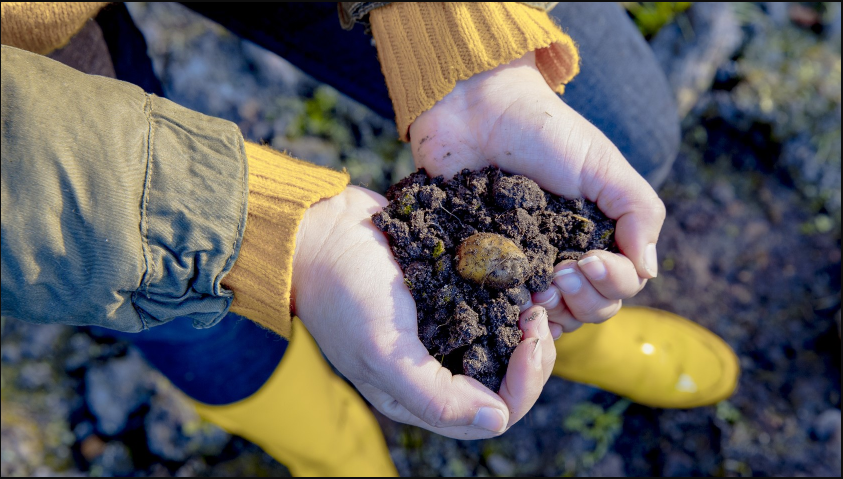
[373,167,617,391]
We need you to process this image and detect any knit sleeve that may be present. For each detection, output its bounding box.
[221,143,350,338]
[0,2,108,54]
[370,2,579,141]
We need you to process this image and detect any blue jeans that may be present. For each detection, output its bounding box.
[97,2,679,405]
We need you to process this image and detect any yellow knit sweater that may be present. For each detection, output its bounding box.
[1,2,579,338]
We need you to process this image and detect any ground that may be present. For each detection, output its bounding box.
[1,2,840,477]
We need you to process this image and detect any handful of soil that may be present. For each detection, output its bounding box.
[372,167,617,391]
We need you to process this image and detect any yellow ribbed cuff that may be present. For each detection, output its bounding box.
[371,2,580,141]
[0,2,109,55]
[222,143,349,338]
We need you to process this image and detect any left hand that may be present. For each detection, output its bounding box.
[409,51,666,338]
[292,186,557,438]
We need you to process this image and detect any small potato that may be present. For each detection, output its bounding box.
[456,233,530,289]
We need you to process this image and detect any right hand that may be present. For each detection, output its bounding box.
[291,186,558,439]
[410,51,666,337]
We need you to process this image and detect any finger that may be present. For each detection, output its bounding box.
[514,103,665,281]
[534,284,584,334]
[357,384,505,440]
[549,322,564,340]
[576,251,647,300]
[517,306,555,385]
[580,156,665,280]
[532,285,561,310]
[361,337,510,435]
[498,308,556,428]
[551,262,623,323]
[518,297,535,312]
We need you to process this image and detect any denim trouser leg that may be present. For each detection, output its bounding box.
[95,313,288,405]
[186,2,680,186]
[100,2,680,405]
[548,3,681,187]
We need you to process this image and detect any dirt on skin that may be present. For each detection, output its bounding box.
[372,167,617,391]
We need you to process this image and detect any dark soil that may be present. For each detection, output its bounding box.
[372,167,616,391]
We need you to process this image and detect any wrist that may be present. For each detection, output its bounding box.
[410,51,548,140]
[291,191,343,317]
[224,143,349,338]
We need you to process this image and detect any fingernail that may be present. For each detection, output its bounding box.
[550,323,563,340]
[578,255,606,280]
[553,268,582,294]
[533,288,558,307]
[473,407,507,433]
[531,338,543,366]
[644,243,658,278]
[518,299,534,312]
[537,313,550,339]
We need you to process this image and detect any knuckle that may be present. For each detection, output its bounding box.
[650,197,667,223]
[543,338,557,366]
[420,395,461,428]
[356,348,384,384]
[379,399,406,421]
[576,299,622,323]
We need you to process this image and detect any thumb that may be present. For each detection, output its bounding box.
[368,340,510,435]
[582,154,666,279]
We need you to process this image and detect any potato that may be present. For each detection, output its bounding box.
[456,233,529,289]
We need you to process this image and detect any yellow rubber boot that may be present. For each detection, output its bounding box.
[192,318,397,477]
[552,306,740,409]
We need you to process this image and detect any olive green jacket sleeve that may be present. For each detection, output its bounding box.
[1,45,248,332]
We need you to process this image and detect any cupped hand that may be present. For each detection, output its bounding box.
[410,51,666,336]
[291,186,557,439]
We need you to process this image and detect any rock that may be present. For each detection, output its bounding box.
[590,452,626,477]
[662,451,695,476]
[79,435,107,462]
[271,136,342,169]
[63,333,98,372]
[1,342,22,363]
[174,457,208,477]
[90,442,134,477]
[486,454,515,476]
[19,323,68,360]
[0,403,44,477]
[17,362,53,390]
[85,349,154,436]
[813,409,841,442]
[145,380,230,461]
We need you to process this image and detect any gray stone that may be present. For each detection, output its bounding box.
[91,442,134,477]
[485,454,515,476]
[145,380,229,461]
[1,342,22,363]
[813,409,841,442]
[17,362,53,390]
[19,323,68,360]
[85,349,154,436]
[272,136,341,169]
[590,452,626,477]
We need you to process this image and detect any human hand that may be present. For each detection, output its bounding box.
[291,186,557,439]
[410,51,665,337]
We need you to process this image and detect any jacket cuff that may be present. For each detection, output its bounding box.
[221,143,350,338]
[133,95,250,331]
[370,2,580,141]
